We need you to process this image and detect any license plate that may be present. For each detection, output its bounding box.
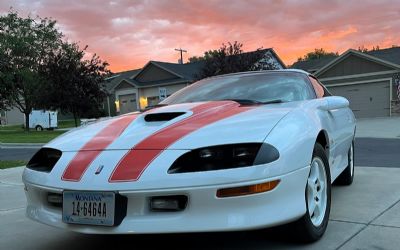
[62,191,115,226]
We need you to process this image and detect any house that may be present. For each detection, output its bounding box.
[291,47,400,118]
[107,48,286,116]
[103,68,142,116]
[108,60,204,115]
[0,107,24,126]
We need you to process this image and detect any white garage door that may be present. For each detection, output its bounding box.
[119,94,137,114]
[327,80,390,118]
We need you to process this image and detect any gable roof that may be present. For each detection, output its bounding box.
[103,68,141,93]
[290,56,338,73]
[151,60,205,80]
[130,60,204,87]
[106,47,286,90]
[290,47,400,73]
[367,47,400,65]
[314,49,400,77]
[257,48,287,69]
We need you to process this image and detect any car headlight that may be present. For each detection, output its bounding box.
[168,143,279,174]
[26,148,62,173]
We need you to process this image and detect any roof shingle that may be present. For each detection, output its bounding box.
[290,47,400,73]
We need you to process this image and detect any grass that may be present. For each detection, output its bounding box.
[0,119,78,131]
[58,119,78,129]
[0,124,24,131]
[0,130,66,143]
[0,160,28,169]
[0,119,76,143]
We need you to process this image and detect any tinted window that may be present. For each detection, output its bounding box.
[162,72,315,105]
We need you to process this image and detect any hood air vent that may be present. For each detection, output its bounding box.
[144,112,186,122]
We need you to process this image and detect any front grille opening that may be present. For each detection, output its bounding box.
[149,195,188,212]
[144,112,185,122]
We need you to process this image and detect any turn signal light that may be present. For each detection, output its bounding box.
[216,180,280,198]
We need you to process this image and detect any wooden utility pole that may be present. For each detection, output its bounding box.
[175,48,187,64]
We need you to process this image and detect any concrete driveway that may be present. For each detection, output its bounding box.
[1,166,400,250]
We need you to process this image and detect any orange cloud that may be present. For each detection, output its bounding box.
[1,0,399,71]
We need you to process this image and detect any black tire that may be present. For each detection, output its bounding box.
[290,143,331,243]
[35,125,43,131]
[334,141,354,185]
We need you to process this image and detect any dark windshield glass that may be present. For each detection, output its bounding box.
[161,72,314,105]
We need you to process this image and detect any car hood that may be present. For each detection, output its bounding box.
[47,101,297,152]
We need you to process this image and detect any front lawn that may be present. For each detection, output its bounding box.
[58,119,78,129]
[0,124,24,131]
[0,160,28,169]
[0,130,66,143]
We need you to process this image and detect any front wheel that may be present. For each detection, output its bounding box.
[290,143,331,242]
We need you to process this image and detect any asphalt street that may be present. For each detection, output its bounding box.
[355,138,400,168]
[0,148,38,161]
[1,138,399,168]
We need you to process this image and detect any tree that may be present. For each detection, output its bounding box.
[358,45,368,53]
[358,45,381,52]
[38,42,110,127]
[297,48,339,62]
[195,41,279,79]
[0,10,63,130]
[187,56,203,63]
[188,49,220,63]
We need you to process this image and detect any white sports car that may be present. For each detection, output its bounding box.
[23,69,356,242]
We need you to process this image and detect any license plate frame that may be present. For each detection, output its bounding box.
[62,191,116,226]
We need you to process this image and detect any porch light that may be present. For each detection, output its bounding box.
[139,97,148,110]
[115,100,120,112]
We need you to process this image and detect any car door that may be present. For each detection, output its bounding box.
[309,76,353,173]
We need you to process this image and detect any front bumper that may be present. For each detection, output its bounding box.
[24,166,309,234]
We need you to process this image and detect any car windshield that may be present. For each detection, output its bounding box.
[160,72,314,105]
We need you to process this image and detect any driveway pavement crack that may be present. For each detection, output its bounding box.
[0,207,25,213]
[336,197,400,250]
[369,224,400,229]
[329,219,367,225]
[0,181,23,186]
[369,198,400,224]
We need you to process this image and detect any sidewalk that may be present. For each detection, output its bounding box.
[356,117,400,139]
[1,166,400,249]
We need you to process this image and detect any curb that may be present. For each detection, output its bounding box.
[0,143,44,149]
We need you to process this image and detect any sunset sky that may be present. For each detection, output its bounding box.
[1,0,399,72]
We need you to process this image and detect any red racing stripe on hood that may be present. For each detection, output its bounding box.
[61,114,138,181]
[109,101,253,182]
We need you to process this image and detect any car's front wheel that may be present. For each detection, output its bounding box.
[291,143,331,242]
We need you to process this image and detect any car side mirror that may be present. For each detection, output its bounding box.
[319,96,349,111]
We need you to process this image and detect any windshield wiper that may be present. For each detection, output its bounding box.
[222,99,283,105]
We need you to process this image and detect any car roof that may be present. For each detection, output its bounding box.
[204,69,311,80]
